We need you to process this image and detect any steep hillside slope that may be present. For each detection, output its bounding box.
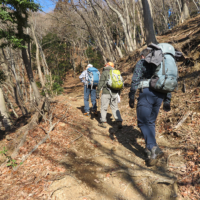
[116,14,200,200]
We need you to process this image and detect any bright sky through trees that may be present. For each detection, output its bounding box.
[35,0,55,12]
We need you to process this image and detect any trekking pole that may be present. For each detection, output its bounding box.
[97,90,102,118]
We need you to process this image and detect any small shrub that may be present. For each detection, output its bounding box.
[42,74,64,96]
[52,82,63,95]
[0,147,20,168]
[36,81,42,88]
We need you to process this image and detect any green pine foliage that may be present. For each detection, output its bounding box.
[0,0,40,48]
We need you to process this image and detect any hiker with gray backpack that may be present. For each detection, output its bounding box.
[96,62,123,129]
[79,64,100,116]
[129,43,179,166]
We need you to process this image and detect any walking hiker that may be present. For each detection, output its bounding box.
[79,64,100,116]
[129,43,177,166]
[96,62,123,129]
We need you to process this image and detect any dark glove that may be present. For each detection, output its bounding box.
[163,102,171,112]
[96,94,99,99]
[129,98,135,108]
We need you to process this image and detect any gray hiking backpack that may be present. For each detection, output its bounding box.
[143,43,178,93]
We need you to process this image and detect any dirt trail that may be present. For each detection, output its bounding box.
[49,75,183,200]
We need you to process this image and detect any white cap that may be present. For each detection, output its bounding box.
[86,64,93,69]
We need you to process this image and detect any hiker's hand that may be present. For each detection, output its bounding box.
[96,94,99,99]
[129,98,135,108]
[163,102,171,112]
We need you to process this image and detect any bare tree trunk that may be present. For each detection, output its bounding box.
[80,53,84,72]
[104,0,135,52]
[85,0,117,61]
[141,0,158,44]
[161,0,169,30]
[124,0,135,50]
[136,3,145,45]
[21,45,41,104]
[30,85,32,102]
[192,0,199,11]
[20,58,28,102]
[121,40,128,55]
[71,42,76,78]
[8,48,24,99]
[84,46,90,65]
[115,46,123,58]
[180,0,190,23]
[132,1,137,47]
[38,42,50,75]
[72,3,108,62]
[148,0,153,16]
[3,90,18,118]
[176,0,182,14]
[171,0,181,25]
[0,87,11,130]
[17,17,41,105]
[79,41,84,72]
[2,48,28,115]
[31,24,45,88]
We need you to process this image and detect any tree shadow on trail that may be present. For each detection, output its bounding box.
[76,106,114,126]
[29,118,177,200]
[109,125,147,161]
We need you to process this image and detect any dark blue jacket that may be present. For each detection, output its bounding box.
[129,59,171,104]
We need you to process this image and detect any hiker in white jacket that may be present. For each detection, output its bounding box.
[79,64,97,116]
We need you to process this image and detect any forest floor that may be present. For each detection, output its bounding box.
[0,14,200,200]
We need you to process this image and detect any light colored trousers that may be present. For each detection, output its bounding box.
[100,94,122,123]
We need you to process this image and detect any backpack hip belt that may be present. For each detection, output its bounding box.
[138,79,151,90]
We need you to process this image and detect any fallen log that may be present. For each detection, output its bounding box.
[174,111,192,129]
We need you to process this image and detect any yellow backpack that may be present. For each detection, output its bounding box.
[107,69,124,90]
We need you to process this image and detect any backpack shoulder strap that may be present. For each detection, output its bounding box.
[162,57,165,76]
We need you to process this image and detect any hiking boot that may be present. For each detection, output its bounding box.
[91,110,98,116]
[144,148,151,159]
[83,112,90,116]
[98,122,107,128]
[148,146,164,166]
[117,121,122,129]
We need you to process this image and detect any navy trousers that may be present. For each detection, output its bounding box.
[137,88,165,151]
[84,85,97,113]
